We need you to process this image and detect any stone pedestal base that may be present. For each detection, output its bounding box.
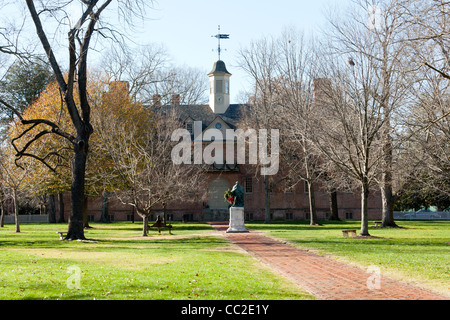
[226,207,248,233]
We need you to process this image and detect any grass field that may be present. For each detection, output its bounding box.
[0,222,313,300]
[1,220,448,300]
[246,220,450,297]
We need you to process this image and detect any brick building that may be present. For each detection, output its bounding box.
[65,59,382,223]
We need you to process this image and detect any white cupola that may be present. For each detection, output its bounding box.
[208,60,231,114]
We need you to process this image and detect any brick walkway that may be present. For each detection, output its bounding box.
[208,222,447,300]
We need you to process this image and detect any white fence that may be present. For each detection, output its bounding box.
[2,214,49,223]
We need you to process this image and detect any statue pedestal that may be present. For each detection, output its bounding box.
[226,207,248,233]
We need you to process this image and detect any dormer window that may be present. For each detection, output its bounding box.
[186,123,193,134]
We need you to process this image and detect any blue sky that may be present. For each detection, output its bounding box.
[1,0,351,103]
[130,0,350,103]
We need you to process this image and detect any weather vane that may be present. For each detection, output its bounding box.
[212,25,229,60]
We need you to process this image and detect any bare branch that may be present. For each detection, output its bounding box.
[424,62,450,80]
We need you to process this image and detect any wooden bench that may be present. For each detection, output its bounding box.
[57,232,67,240]
[374,221,382,227]
[151,223,173,235]
[149,216,173,235]
[342,229,357,238]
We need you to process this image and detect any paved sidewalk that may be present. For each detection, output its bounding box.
[208,222,447,300]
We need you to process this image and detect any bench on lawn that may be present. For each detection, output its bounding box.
[374,221,382,227]
[150,216,173,235]
[152,223,173,234]
[342,229,357,238]
[57,232,67,240]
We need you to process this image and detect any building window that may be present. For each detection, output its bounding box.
[245,212,254,221]
[182,213,194,222]
[108,214,115,222]
[225,81,229,94]
[286,212,293,220]
[167,213,174,221]
[245,177,253,193]
[216,80,223,94]
[345,212,353,220]
[88,214,95,222]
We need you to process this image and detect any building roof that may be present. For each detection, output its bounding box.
[208,60,232,76]
[153,103,250,131]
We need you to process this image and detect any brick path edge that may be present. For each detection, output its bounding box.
[208,222,448,300]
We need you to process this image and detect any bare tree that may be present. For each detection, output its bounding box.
[402,70,450,203]
[94,91,202,236]
[311,51,388,236]
[275,29,324,226]
[324,0,414,228]
[101,44,208,106]
[0,0,149,240]
[237,36,285,224]
[402,0,450,80]
[100,44,169,103]
[0,142,35,232]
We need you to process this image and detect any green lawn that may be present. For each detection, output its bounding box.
[1,220,448,300]
[0,222,313,300]
[246,220,450,297]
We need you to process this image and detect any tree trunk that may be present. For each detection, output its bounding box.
[0,191,4,228]
[142,214,149,237]
[360,180,370,236]
[100,191,110,223]
[163,202,167,224]
[49,194,56,223]
[380,137,399,228]
[329,188,340,220]
[66,143,88,240]
[83,194,91,229]
[381,184,398,227]
[379,42,399,229]
[13,188,20,233]
[58,192,65,223]
[264,175,271,224]
[307,181,319,225]
[380,118,399,228]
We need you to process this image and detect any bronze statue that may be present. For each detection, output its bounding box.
[230,181,244,207]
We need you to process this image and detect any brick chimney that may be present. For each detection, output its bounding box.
[172,94,180,105]
[313,78,332,106]
[153,94,161,106]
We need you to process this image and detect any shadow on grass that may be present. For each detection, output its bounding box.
[91,222,214,232]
